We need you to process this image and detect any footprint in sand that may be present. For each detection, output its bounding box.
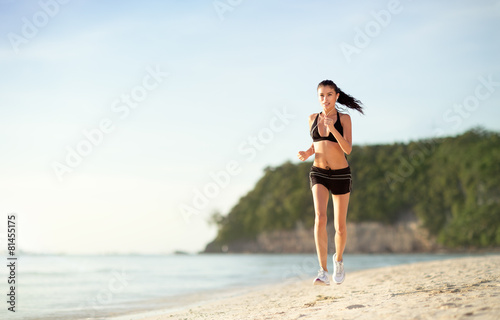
[346,304,366,309]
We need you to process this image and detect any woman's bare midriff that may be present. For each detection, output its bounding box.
[313,140,348,169]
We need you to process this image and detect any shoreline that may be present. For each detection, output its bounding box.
[128,255,499,320]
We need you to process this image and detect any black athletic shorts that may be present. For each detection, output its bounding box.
[309,166,352,195]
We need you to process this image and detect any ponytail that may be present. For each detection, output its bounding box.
[317,80,364,115]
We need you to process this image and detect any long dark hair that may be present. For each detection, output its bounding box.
[317,80,364,115]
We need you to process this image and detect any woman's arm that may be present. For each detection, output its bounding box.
[325,113,353,155]
[297,143,315,161]
[297,114,317,161]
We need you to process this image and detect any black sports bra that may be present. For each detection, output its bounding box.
[310,111,344,143]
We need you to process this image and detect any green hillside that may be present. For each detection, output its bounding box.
[209,128,500,249]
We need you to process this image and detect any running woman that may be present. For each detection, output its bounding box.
[297,80,364,285]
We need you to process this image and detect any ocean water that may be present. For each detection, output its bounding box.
[0,253,480,320]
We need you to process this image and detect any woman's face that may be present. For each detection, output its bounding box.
[318,86,339,114]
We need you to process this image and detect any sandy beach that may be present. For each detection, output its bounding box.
[135,255,500,320]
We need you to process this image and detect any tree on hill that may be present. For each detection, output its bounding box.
[208,128,500,250]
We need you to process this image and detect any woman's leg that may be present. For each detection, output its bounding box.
[312,184,330,271]
[332,193,350,261]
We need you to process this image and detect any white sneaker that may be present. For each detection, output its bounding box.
[333,253,345,284]
[313,268,330,286]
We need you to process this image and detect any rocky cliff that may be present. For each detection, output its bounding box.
[204,219,440,253]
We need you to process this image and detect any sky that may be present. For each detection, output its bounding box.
[0,0,499,254]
